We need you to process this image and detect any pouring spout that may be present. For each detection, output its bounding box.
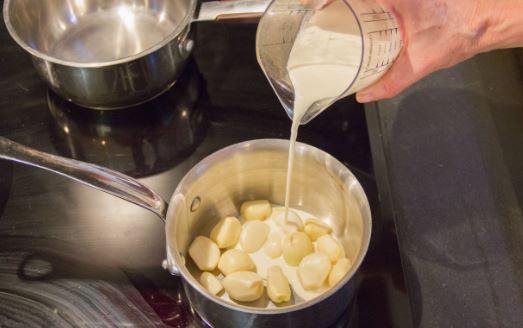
[0,137,168,221]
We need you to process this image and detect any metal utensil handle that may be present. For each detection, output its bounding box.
[0,137,168,221]
[195,0,270,22]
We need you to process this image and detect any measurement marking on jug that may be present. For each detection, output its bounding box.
[367,28,398,35]
[262,41,294,47]
[360,10,390,16]
[361,67,389,78]
[361,12,393,22]
[363,62,392,72]
[363,18,394,23]
[270,6,309,14]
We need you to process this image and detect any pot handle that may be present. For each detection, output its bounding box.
[0,137,168,221]
[195,0,270,22]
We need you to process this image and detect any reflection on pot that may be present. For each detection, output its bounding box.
[47,63,207,178]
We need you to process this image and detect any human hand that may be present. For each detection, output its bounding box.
[356,0,523,102]
[302,0,523,103]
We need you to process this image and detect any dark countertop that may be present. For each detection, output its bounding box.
[366,49,523,327]
[0,8,410,328]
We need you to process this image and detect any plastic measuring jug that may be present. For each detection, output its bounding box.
[256,0,403,123]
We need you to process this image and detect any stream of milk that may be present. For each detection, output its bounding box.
[283,0,361,219]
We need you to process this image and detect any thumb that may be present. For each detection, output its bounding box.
[355,50,421,103]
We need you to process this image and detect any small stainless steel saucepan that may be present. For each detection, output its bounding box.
[0,137,371,327]
[3,0,269,109]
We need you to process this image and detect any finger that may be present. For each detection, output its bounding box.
[355,50,422,103]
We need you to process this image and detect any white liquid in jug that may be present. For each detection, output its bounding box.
[283,0,361,219]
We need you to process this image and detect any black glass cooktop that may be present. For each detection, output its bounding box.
[0,16,411,328]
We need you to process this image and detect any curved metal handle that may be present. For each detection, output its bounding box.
[195,0,269,22]
[0,137,167,221]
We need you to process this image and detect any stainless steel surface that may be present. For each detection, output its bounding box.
[196,0,270,21]
[3,0,196,109]
[165,139,372,327]
[4,0,194,65]
[0,136,371,327]
[3,0,271,109]
[0,137,168,220]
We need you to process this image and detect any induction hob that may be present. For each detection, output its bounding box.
[0,17,412,328]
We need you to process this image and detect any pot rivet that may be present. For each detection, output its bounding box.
[190,196,201,212]
[185,39,194,53]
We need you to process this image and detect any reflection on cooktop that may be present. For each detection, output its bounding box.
[47,63,207,178]
[0,236,167,327]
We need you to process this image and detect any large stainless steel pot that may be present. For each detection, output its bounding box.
[3,0,269,109]
[0,137,371,328]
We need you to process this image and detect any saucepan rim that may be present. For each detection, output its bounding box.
[2,0,197,68]
[166,138,372,315]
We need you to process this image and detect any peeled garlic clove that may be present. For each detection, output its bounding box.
[298,252,331,290]
[188,236,220,271]
[240,221,270,253]
[328,258,352,287]
[200,272,224,296]
[272,209,303,233]
[303,218,332,241]
[282,232,314,266]
[222,271,264,302]
[316,235,345,263]
[218,249,256,275]
[240,200,272,221]
[210,216,242,249]
[263,233,282,258]
[267,265,291,303]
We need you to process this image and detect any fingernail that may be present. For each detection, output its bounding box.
[356,92,374,103]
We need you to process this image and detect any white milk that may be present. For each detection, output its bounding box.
[283,0,361,220]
